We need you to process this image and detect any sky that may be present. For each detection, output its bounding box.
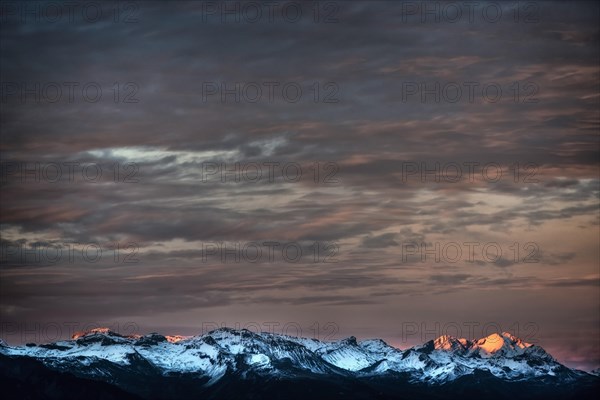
[0,1,598,371]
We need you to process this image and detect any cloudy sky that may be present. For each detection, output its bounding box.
[0,1,598,371]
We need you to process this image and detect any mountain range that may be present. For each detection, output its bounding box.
[1,327,597,399]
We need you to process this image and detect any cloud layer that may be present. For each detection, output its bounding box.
[1,1,598,371]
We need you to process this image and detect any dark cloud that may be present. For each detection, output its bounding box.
[0,0,598,372]
[361,233,398,248]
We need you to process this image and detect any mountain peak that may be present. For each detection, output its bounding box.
[165,335,189,343]
[474,332,532,355]
[476,333,505,353]
[340,336,358,345]
[71,327,141,340]
[501,331,533,347]
[71,327,121,339]
[433,335,470,350]
[430,332,533,354]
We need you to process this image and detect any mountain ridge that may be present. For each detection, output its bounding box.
[1,327,598,400]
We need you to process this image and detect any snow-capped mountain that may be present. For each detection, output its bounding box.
[1,328,597,400]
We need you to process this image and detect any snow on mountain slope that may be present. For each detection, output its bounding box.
[398,331,572,382]
[0,327,587,385]
[434,335,471,352]
[472,332,532,357]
